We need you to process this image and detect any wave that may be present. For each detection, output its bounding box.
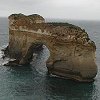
[0,44,49,76]
[0,34,8,35]
[0,49,4,59]
[30,45,49,75]
[0,44,15,66]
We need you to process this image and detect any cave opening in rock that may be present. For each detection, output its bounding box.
[30,43,50,74]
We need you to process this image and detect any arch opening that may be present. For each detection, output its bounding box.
[27,43,50,74]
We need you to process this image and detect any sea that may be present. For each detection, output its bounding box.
[0,18,100,100]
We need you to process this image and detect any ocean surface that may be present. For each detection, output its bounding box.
[0,18,100,100]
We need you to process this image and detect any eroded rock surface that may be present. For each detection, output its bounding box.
[5,13,97,82]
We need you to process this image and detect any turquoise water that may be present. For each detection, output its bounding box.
[0,18,100,100]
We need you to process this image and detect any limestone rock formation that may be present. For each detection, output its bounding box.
[5,13,97,82]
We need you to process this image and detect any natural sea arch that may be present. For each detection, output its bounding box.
[7,13,97,82]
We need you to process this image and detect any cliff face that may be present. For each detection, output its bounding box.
[7,13,97,82]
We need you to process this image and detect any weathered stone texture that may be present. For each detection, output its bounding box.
[7,14,97,82]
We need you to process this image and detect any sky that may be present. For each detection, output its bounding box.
[0,0,100,20]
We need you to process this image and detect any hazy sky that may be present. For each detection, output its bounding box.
[0,0,100,20]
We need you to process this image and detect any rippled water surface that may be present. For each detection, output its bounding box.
[0,18,100,100]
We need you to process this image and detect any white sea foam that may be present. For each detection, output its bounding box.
[1,44,8,48]
[0,50,3,59]
[0,44,16,66]
[30,45,49,75]
[0,56,16,66]
[0,49,9,65]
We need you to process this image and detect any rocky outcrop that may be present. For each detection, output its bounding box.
[5,13,97,82]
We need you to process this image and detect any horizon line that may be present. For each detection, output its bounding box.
[0,16,100,21]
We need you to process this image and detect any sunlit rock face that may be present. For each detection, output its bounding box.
[7,13,97,82]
